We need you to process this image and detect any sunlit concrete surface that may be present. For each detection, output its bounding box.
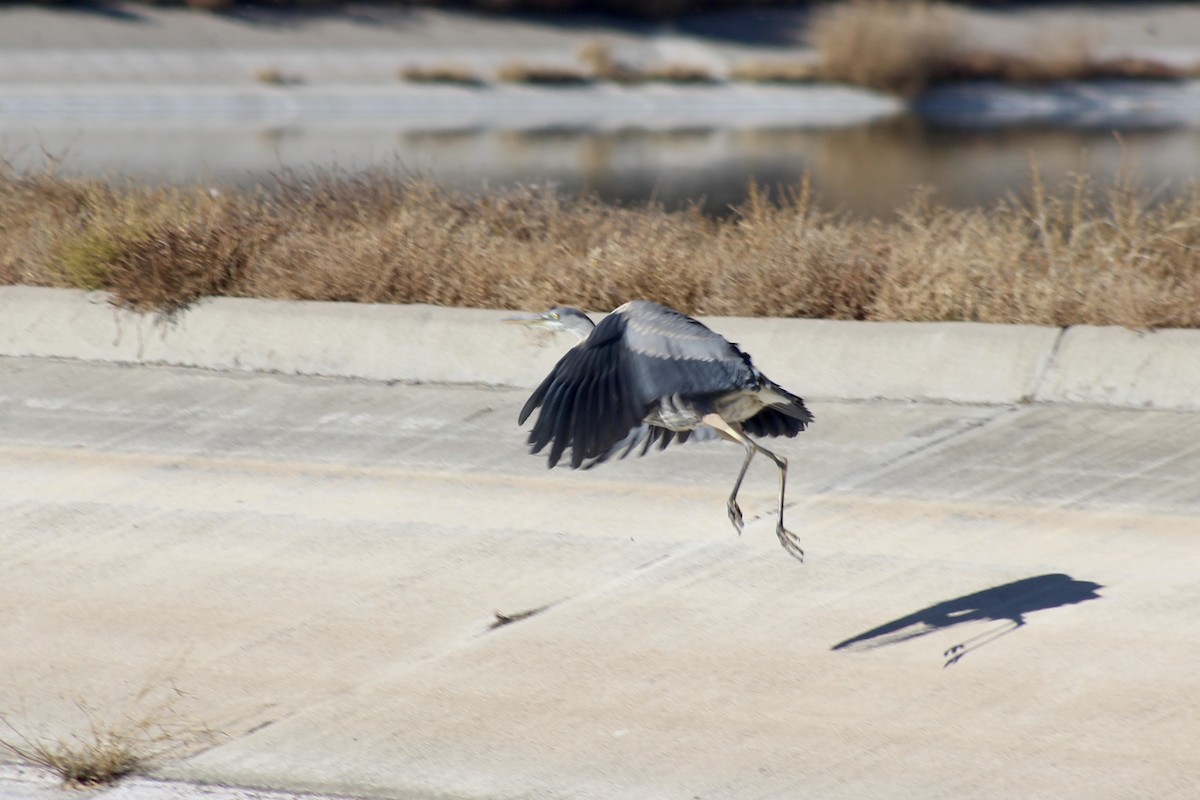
[2,354,1198,799]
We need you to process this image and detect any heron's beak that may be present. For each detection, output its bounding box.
[502,312,550,327]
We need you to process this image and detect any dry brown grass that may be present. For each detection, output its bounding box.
[3,164,1200,328]
[397,64,485,86]
[638,63,718,84]
[578,39,621,78]
[730,59,819,84]
[0,680,217,788]
[495,61,593,85]
[813,0,1200,95]
[252,67,303,86]
[578,40,716,84]
[813,0,963,96]
[0,170,258,315]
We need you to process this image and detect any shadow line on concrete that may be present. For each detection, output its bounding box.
[831,572,1104,667]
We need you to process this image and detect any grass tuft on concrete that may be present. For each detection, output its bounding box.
[2,164,1200,328]
[2,720,146,787]
[0,681,218,788]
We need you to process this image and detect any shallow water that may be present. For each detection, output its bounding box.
[4,116,1198,217]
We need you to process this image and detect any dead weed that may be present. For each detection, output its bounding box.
[813,0,1200,95]
[0,679,218,788]
[2,163,1199,328]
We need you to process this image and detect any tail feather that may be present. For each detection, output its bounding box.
[762,382,813,422]
[743,381,813,439]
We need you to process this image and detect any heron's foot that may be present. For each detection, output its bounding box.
[727,499,744,535]
[776,523,805,563]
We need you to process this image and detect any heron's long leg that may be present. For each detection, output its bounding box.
[754,443,803,562]
[942,620,1024,667]
[726,439,757,534]
[701,414,803,561]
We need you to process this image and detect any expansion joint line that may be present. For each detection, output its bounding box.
[1028,326,1070,403]
[814,405,1025,497]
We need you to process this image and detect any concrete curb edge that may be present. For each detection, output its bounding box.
[2,286,1197,411]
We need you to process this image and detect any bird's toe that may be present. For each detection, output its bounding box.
[727,501,744,534]
[776,524,805,562]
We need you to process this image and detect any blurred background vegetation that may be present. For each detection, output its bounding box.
[18,0,1169,18]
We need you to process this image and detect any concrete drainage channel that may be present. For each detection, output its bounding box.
[1,286,1198,411]
[4,284,1200,800]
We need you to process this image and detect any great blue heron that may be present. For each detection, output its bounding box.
[508,300,813,560]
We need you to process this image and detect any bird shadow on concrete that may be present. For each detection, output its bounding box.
[831,573,1103,668]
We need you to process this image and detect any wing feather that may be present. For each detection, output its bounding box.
[570,352,603,468]
[528,372,565,453]
[581,423,648,470]
[741,406,812,439]
[519,370,553,426]
[546,378,577,468]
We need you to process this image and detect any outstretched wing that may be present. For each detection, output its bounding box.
[518,301,755,468]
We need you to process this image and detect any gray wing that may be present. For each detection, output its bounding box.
[518,301,755,469]
[616,300,757,401]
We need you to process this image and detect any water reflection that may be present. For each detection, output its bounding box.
[4,117,1197,217]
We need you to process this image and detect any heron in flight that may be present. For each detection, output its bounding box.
[508,300,813,560]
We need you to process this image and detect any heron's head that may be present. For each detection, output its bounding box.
[504,306,595,341]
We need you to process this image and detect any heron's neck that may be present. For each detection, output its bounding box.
[562,317,595,341]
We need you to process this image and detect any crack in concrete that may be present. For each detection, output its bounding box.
[488,604,552,630]
[1029,325,1070,403]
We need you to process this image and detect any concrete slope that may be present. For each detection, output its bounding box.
[1,355,1198,799]
[3,286,1199,410]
